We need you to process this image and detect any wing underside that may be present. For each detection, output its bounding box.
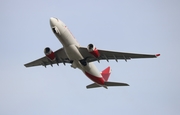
[25,47,160,67]
[78,47,160,62]
[24,48,71,67]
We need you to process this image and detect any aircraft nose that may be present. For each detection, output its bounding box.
[50,17,61,34]
[50,17,58,27]
[50,17,55,27]
[50,17,54,22]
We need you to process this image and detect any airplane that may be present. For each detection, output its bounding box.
[24,17,160,89]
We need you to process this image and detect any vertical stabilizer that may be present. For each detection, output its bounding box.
[101,66,111,81]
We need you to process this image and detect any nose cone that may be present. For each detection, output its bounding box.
[50,17,55,27]
[50,17,59,27]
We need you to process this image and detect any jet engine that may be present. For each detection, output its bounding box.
[87,44,100,58]
[44,47,56,61]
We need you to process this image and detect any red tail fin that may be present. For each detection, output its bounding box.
[101,66,111,81]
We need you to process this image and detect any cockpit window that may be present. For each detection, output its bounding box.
[52,26,60,34]
[52,27,56,33]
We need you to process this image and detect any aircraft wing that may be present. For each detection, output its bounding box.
[24,48,71,67]
[79,47,160,62]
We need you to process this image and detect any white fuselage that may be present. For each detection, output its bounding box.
[50,17,104,85]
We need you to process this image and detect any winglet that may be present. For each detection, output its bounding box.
[156,54,160,57]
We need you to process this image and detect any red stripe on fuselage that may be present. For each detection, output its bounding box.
[85,72,105,85]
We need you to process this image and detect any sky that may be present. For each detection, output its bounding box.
[0,0,180,115]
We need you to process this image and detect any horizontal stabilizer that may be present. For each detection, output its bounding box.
[105,81,129,86]
[86,83,101,89]
[86,82,129,89]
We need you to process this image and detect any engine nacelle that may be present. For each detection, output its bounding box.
[87,44,100,58]
[44,47,56,61]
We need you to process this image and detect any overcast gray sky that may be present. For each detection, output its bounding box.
[1,0,180,115]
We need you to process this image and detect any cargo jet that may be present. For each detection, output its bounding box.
[24,17,160,89]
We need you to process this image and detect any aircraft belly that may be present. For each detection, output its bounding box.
[64,45,83,60]
[58,30,104,84]
[84,63,102,78]
[63,45,84,69]
[64,45,102,77]
[57,28,79,47]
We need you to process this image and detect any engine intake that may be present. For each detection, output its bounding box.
[87,44,100,58]
[44,47,56,61]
